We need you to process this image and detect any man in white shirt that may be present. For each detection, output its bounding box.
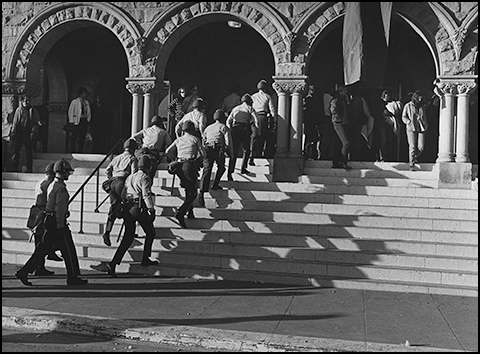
[68,87,91,153]
[249,80,276,165]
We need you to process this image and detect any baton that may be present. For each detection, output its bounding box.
[116,220,125,243]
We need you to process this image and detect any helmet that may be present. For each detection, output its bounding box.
[151,115,160,126]
[45,162,55,175]
[182,121,195,133]
[123,139,137,151]
[241,94,253,105]
[257,80,268,90]
[53,159,74,174]
[138,155,152,170]
[213,109,226,122]
[192,98,206,109]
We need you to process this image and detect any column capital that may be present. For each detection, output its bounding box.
[126,77,159,95]
[272,76,308,95]
[435,75,478,95]
[2,81,42,97]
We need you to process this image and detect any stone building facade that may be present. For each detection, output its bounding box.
[2,2,478,186]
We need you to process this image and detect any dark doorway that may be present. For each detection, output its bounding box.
[47,24,130,154]
[164,20,275,122]
[307,16,437,163]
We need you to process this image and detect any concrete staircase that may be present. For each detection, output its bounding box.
[2,154,478,297]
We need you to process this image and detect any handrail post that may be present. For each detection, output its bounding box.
[96,169,99,209]
[79,188,84,234]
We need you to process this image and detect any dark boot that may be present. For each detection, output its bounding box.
[103,219,114,246]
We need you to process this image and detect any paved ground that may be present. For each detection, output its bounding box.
[2,263,477,352]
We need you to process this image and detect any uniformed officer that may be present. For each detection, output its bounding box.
[226,94,259,181]
[198,109,233,207]
[28,162,63,276]
[249,80,277,165]
[102,138,138,247]
[15,159,88,286]
[174,98,207,139]
[165,121,206,228]
[106,155,158,278]
[130,115,172,182]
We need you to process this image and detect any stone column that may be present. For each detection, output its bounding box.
[455,81,476,163]
[290,83,307,158]
[272,82,290,157]
[435,80,456,163]
[271,76,308,182]
[141,82,156,130]
[126,83,144,136]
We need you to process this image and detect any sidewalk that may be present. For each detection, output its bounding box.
[2,263,477,352]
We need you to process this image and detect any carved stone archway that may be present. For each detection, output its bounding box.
[5,2,142,88]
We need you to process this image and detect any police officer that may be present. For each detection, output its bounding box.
[198,109,233,207]
[15,159,88,286]
[166,121,206,228]
[106,155,158,278]
[249,80,277,166]
[175,98,207,139]
[29,162,63,276]
[226,94,259,181]
[130,115,172,182]
[102,139,138,247]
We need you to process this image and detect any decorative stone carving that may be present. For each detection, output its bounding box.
[2,82,41,97]
[273,80,307,95]
[9,5,141,81]
[456,81,477,95]
[126,83,143,95]
[46,103,68,112]
[451,27,467,61]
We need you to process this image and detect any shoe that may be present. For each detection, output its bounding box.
[47,253,63,262]
[227,174,233,181]
[141,258,159,267]
[175,213,187,228]
[103,232,111,247]
[241,169,251,174]
[34,268,54,276]
[211,184,223,190]
[409,165,415,171]
[15,272,32,286]
[198,194,205,207]
[187,210,195,219]
[67,277,89,286]
[248,160,255,166]
[341,163,352,170]
[105,262,117,278]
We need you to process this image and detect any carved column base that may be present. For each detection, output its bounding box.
[272,157,305,182]
[434,162,473,189]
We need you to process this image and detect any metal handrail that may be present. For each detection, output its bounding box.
[68,138,123,233]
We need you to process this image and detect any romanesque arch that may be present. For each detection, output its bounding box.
[141,2,293,81]
[5,2,142,93]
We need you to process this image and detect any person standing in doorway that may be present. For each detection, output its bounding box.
[68,87,91,153]
[249,80,276,166]
[165,121,206,228]
[198,109,233,207]
[167,87,187,137]
[105,155,159,278]
[226,94,259,180]
[102,139,138,247]
[330,88,353,170]
[15,159,88,286]
[402,90,428,171]
[90,94,114,153]
[10,94,42,173]
[181,85,200,115]
[303,85,321,160]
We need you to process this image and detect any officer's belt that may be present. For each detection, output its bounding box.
[177,157,195,162]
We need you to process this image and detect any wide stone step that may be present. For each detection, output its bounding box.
[300,175,439,188]
[303,167,436,180]
[3,206,477,233]
[3,250,475,297]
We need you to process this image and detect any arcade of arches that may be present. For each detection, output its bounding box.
[2,2,478,187]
